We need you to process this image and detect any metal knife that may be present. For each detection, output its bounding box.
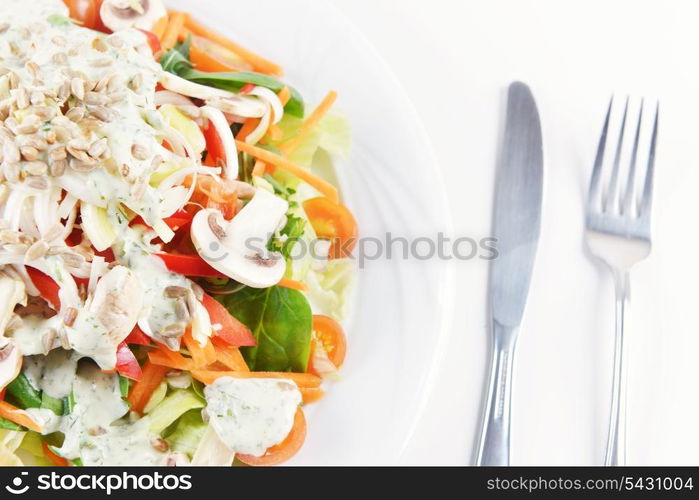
[475,81,544,466]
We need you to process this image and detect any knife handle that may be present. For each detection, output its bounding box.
[476,320,519,466]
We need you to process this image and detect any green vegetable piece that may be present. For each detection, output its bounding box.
[219,286,312,372]
[166,410,208,456]
[0,417,23,431]
[6,373,42,409]
[40,392,64,415]
[148,390,205,435]
[118,375,130,398]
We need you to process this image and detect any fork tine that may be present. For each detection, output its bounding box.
[587,97,613,210]
[639,102,659,217]
[605,96,629,212]
[622,99,644,216]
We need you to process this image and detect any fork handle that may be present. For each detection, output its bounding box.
[605,270,631,466]
[476,320,518,466]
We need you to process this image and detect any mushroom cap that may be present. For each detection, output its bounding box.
[100,0,168,32]
[191,190,289,288]
[0,337,22,391]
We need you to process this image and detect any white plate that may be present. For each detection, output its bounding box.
[168,0,453,464]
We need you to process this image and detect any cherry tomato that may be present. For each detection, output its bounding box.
[302,197,357,259]
[64,0,107,31]
[237,408,306,466]
[308,314,346,375]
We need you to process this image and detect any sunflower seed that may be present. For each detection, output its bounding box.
[88,137,108,159]
[59,251,84,268]
[91,37,108,53]
[19,145,38,161]
[65,106,85,122]
[24,160,48,175]
[0,23,9,34]
[131,143,149,160]
[57,80,71,101]
[15,87,29,109]
[25,175,48,190]
[164,286,189,298]
[63,307,78,327]
[25,239,49,261]
[150,437,169,452]
[69,157,98,172]
[52,36,66,47]
[25,61,39,78]
[70,77,85,100]
[2,140,20,164]
[89,105,115,122]
[42,328,56,355]
[30,90,44,106]
[160,323,185,338]
[49,146,67,161]
[84,91,109,106]
[43,223,64,242]
[107,35,124,48]
[129,73,143,92]
[49,159,67,176]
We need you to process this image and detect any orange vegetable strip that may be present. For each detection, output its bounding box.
[42,442,68,466]
[148,350,195,371]
[300,387,325,405]
[0,401,42,432]
[161,12,186,50]
[126,361,169,415]
[214,345,250,372]
[189,44,237,73]
[191,370,321,387]
[184,15,283,76]
[183,330,217,368]
[235,118,260,141]
[152,16,169,40]
[277,86,291,106]
[235,140,339,203]
[251,160,266,177]
[277,278,308,291]
[280,91,337,155]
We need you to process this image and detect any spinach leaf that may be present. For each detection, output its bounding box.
[0,417,22,431]
[5,372,42,409]
[40,392,64,415]
[219,286,312,372]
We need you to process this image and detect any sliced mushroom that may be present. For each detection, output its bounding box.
[100,0,168,32]
[0,337,22,390]
[67,266,143,369]
[190,189,289,288]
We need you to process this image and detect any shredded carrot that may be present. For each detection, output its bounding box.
[126,361,169,415]
[300,387,325,405]
[277,278,308,291]
[162,12,186,50]
[214,344,250,372]
[191,370,321,387]
[152,16,169,40]
[42,442,68,466]
[148,349,195,371]
[277,86,291,106]
[189,44,237,73]
[0,400,42,432]
[183,330,217,368]
[235,140,339,203]
[251,160,266,177]
[184,15,283,76]
[280,91,337,156]
[235,118,260,141]
[267,125,284,141]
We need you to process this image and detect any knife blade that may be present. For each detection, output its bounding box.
[475,81,543,466]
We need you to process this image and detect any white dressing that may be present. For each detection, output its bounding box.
[204,377,301,456]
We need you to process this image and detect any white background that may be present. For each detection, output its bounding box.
[329,0,699,464]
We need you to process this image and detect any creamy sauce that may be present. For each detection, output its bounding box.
[204,377,301,456]
[23,348,77,398]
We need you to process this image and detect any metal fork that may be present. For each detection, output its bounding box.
[585,97,659,466]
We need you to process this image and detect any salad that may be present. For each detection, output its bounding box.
[0,0,357,466]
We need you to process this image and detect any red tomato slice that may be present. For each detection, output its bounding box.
[137,28,162,55]
[64,0,107,31]
[26,267,61,310]
[115,342,142,380]
[125,326,151,346]
[202,121,225,167]
[157,253,226,278]
[202,293,257,347]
